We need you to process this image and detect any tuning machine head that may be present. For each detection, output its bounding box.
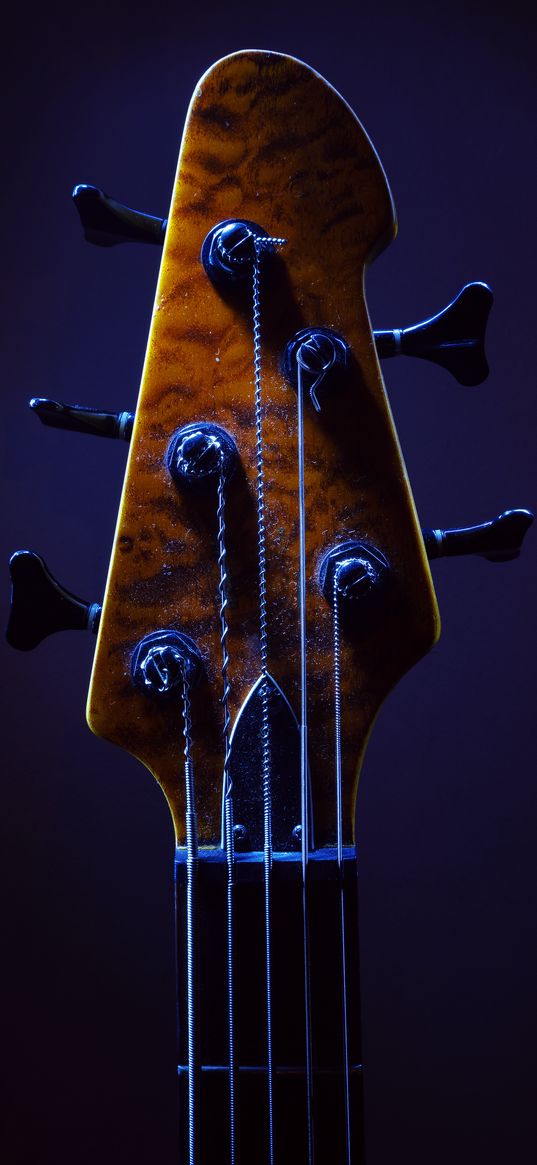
[6,551,101,651]
[423,509,534,563]
[72,186,491,389]
[30,398,134,441]
[375,282,493,386]
[72,184,167,247]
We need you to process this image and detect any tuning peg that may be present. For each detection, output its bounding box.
[72,184,167,247]
[6,551,101,651]
[423,508,534,563]
[30,398,134,441]
[375,282,493,386]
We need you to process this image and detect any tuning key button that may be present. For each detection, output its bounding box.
[375,281,493,386]
[72,184,167,247]
[6,551,101,652]
[423,508,534,562]
[30,398,134,441]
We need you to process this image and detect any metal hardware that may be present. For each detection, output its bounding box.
[233,824,249,848]
[282,327,350,411]
[283,328,349,414]
[375,281,493,386]
[423,508,534,562]
[6,550,101,651]
[72,187,489,388]
[319,541,389,605]
[291,825,302,848]
[167,422,238,487]
[201,220,271,286]
[131,630,202,696]
[30,398,134,441]
[72,184,167,247]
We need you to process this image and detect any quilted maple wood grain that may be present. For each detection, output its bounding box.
[87,50,440,846]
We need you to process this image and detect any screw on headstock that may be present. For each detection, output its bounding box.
[233,823,249,848]
[291,824,303,848]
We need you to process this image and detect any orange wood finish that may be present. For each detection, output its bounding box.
[87,50,440,847]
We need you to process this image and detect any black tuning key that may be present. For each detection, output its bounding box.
[375,282,493,386]
[30,398,134,441]
[72,184,167,247]
[423,508,534,563]
[6,551,101,651]
[72,186,491,390]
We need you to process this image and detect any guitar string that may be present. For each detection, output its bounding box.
[297,360,315,1165]
[217,457,237,1165]
[252,234,285,1165]
[181,672,199,1165]
[333,564,352,1165]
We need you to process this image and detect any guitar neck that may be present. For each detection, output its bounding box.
[175,848,365,1162]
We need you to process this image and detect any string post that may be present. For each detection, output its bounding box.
[283,326,350,411]
[167,421,237,487]
[131,629,202,696]
[202,218,276,287]
[320,540,389,606]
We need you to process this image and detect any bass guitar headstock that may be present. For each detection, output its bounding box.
[84,50,440,850]
[8,52,533,855]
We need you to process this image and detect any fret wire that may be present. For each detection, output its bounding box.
[333,566,352,1165]
[297,361,315,1165]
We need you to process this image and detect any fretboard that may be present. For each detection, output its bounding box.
[175,848,365,1164]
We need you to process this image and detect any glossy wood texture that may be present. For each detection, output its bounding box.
[87,50,440,846]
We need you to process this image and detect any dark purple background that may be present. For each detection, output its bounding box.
[2,2,536,1163]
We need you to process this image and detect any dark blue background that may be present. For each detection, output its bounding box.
[2,2,536,1162]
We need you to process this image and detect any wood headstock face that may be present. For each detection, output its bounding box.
[87,50,439,847]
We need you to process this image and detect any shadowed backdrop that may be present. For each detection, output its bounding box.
[1,2,536,1163]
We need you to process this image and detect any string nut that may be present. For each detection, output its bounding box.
[167,422,238,487]
[132,630,202,696]
[319,540,389,604]
[201,219,270,286]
